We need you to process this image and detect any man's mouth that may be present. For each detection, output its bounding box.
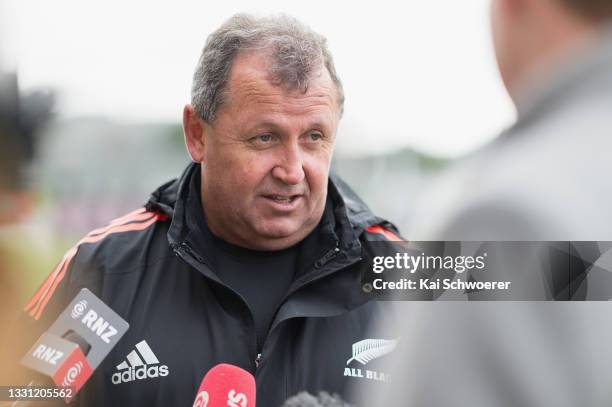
[266,194,300,203]
[261,194,303,209]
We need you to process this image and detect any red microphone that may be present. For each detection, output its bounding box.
[192,363,256,407]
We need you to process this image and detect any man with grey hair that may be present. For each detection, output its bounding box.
[14,13,401,406]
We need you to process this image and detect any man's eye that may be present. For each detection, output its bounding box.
[308,132,323,141]
[254,134,273,143]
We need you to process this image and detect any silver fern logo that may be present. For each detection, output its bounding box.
[346,338,399,366]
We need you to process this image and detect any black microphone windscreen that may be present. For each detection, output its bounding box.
[62,330,92,355]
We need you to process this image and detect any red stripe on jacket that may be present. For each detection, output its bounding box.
[366,225,403,241]
[24,209,165,320]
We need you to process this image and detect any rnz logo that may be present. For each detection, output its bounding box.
[70,299,119,344]
[32,344,63,365]
[62,361,84,386]
[71,300,88,319]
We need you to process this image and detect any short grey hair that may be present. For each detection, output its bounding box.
[191,13,344,123]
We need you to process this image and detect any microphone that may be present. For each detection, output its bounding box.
[282,392,354,407]
[19,332,93,399]
[17,288,129,404]
[192,364,256,407]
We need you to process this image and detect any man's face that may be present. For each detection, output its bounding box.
[191,51,340,250]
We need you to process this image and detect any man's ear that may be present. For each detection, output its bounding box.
[183,104,208,162]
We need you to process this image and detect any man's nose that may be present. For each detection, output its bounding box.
[271,143,305,185]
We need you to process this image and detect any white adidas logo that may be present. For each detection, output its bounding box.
[111,340,169,385]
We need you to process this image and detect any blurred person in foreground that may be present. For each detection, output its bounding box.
[12,14,401,406]
[0,71,51,385]
[413,0,612,241]
[364,1,612,406]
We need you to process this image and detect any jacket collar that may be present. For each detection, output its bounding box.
[147,162,387,321]
[146,162,385,258]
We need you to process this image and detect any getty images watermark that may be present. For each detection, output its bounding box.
[368,251,512,292]
[360,241,612,301]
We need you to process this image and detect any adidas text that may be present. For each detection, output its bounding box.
[111,365,169,384]
[112,340,169,385]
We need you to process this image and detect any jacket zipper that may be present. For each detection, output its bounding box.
[253,244,340,374]
[314,242,341,269]
[266,240,352,333]
[296,240,342,291]
[173,240,261,372]
[175,239,360,375]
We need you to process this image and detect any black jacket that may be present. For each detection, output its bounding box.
[19,163,403,406]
